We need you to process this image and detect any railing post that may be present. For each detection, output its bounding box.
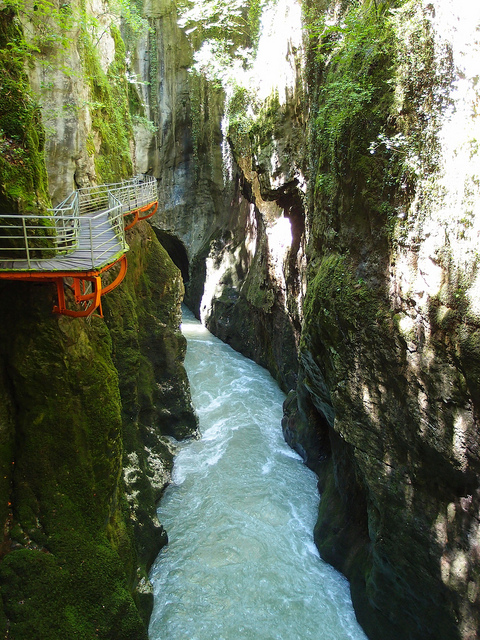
[22,217,31,268]
[89,219,95,268]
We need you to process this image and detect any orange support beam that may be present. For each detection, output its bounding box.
[0,255,128,318]
[124,201,158,230]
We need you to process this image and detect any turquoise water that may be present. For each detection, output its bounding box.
[149,309,367,640]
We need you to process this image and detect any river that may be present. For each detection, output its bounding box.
[148,308,368,640]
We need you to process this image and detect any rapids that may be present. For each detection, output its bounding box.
[148,308,367,640]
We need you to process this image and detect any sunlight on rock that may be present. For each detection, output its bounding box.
[245,203,258,260]
[398,314,415,338]
[221,113,234,184]
[451,551,469,587]
[452,409,470,472]
[391,0,480,326]
[428,1,480,265]
[467,272,480,318]
[266,216,292,283]
[266,216,292,251]
[200,249,242,324]
[434,513,448,546]
[361,384,379,425]
[251,0,303,104]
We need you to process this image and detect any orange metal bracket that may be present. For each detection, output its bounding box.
[54,275,103,317]
[0,255,128,318]
[124,201,158,230]
[53,255,128,317]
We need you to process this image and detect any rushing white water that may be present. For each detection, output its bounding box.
[149,308,367,640]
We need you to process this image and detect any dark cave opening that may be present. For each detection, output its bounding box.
[153,229,190,283]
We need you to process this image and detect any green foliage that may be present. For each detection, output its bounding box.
[111,0,150,43]
[225,83,255,155]
[178,0,262,50]
[178,0,270,90]
[0,9,50,213]
[304,2,405,250]
[0,542,146,640]
[311,5,396,169]
[80,23,134,182]
[2,0,74,57]
[132,114,158,134]
[248,90,280,143]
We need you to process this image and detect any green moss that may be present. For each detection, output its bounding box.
[0,9,50,214]
[249,91,280,142]
[303,254,381,345]
[0,541,146,640]
[100,224,197,615]
[80,23,133,183]
[0,283,146,639]
[106,226,194,440]
[306,2,402,250]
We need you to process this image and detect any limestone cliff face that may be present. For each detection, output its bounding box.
[0,3,198,637]
[288,2,480,639]
[140,0,307,389]
[133,0,236,280]
[150,0,480,638]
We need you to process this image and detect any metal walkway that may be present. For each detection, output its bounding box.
[0,175,158,316]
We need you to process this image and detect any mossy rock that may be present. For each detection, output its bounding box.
[0,542,147,640]
[0,282,146,638]
[0,9,50,214]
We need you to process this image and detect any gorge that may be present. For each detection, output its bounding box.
[149,308,367,640]
[0,0,479,639]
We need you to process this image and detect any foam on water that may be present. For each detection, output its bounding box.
[149,308,367,640]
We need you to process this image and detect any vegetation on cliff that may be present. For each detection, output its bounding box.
[2,0,479,638]
[0,226,196,638]
[297,1,480,639]
[0,283,147,639]
[0,2,198,637]
[0,9,50,213]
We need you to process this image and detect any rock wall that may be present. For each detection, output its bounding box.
[287,1,480,639]
[4,0,479,637]
[0,3,198,637]
[141,0,308,390]
[150,0,480,638]
[0,224,197,638]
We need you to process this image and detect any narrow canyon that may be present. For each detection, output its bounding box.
[0,0,479,638]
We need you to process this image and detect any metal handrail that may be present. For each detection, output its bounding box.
[0,213,65,268]
[0,175,156,271]
[77,175,156,215]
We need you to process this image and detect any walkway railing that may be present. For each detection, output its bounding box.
[0,175,158,316]
[0,175,156,270]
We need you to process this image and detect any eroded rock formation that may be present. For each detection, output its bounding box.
[0,3,198,637]
[145,0,480,638]
[1,0,480,638]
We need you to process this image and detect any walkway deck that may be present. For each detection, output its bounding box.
[0,175,158,316]
[0,211,124,272]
